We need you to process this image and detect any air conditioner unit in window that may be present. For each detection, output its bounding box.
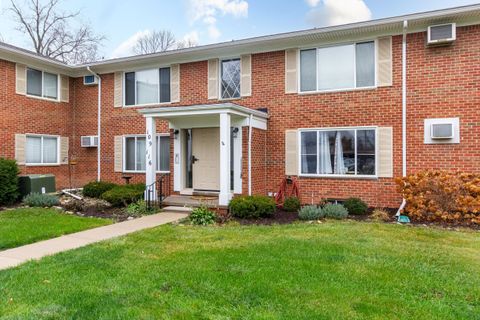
[83,75,98,86]
[431,123,454,139]
[81,136,99,147]
[427,23,456,45]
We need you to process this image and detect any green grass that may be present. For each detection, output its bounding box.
[0,221,479,319]
[0,208,112,250]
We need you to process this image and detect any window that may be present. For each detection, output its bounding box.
[124,67,171,106]
[221,59,240,99]
[26,135,59,164]
[299,128,376,176]
[26,68,58,99]
[124,135,170,172]
[300,41,375,92]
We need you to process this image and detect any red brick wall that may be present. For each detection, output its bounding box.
[2,25,479,208]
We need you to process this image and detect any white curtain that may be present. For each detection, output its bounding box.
[42,137,58,163]
[334,132,346,174]
[26,136,41,163]
[318,132,332,174]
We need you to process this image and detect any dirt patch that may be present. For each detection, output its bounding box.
[233,209,299,225]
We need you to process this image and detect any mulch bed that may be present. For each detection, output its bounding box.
[234,209,299,225]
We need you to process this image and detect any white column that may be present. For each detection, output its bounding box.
[145,116,157,200]
[219,112,231,206]
[173,128,182,192]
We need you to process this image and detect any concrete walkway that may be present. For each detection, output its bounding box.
[0,212,188,271]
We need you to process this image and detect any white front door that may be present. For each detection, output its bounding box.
[192,128,220,191]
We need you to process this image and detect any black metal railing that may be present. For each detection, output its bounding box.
[145,173,171,210]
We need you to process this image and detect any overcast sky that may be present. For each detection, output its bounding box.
[0,0,479,59]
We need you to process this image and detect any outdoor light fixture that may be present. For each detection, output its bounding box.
[232,127,239,138]
[173,129,180,139]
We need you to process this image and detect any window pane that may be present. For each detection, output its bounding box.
[43,72,58,99]
[136,69,159,105]
[318,45,355,90]
[26,136,41,163]
[125,72,136,106]
[27,68,42,96]
[43,137,57,163]
[159,67,171,103]
[157,136,170,171]
[300,49,317,92]
[125,137,136,170]
[357,129,376,175]
[136,137,146,171]
[300,131,317,174]
[221,59,240,99]
[330,130,355,175]
[356,42,375,87]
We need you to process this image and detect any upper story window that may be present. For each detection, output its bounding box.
[124,67,171,106]
[299,128,376,177]
[220,58,240,99]
[300,41,375,92]
[26,135,59,165]
[26,68,58,100]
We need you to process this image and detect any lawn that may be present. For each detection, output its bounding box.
[0,208,112,250]
[0,222,479,319]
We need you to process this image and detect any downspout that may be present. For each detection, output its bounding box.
[87,66,102,182]
[397,20,408,216]
[248,114,253,195]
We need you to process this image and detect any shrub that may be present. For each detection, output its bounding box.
[344,197,368,215]
[283,196,301,212]
[190,206,216,225]
[323,204,348,219]
[82,181,117,198]
[126,199,156,216]
[396,170,480,225]
[370,209,390,222]
[23,193,59,207]
[101,184,145,207]
[229,195,276,219]
[298,205,324,220]
[0,158,20,205]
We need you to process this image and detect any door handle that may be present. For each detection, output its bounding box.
[192,155,199,164]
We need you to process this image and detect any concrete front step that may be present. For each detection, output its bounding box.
[163,206,193,213]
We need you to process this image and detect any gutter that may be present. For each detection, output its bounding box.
[86,66,102,182]
[397,20,408,216]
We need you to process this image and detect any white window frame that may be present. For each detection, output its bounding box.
[25,68,60,102]
[123,134,170,173]
[122,66,172,108]
[297,126,378,179]
[427,23,456,44]
[25,134,60,166]
[219,57,241,101]
[298,40,377,94]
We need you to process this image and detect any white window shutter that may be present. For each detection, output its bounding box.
[170,64,180,103]
[378,127,393,177]
[114,136,123,172]
[377,37,392,87]
[60,75,69,102]
[240,54,252,97]
[285,49,298,94]
[208,59,219,100]
[15,134,26,165]
[285,130,298,175]
[16,64,26,95]
[60,137,69,164]
[114,72,123,107]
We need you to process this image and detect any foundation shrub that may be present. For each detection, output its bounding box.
[229,195,276,219]
[82,181,117,198]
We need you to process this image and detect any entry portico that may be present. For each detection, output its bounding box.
[138,103,268,206]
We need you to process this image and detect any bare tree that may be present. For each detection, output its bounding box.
[133,30,176,55]
[176,38,197,50]
[10,0,104,64]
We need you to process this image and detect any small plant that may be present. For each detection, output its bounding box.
[126,199,156,216]
[371,209,391,222]
[83,181,117,198]
[323,203,348,219]
[216,209,232,224]
[101,184,145,207]
[298,205,324,220]
[229,195,276,219]
[0,158,20,205]
[190,206,216,225]
[344,197,368,215]
[283,196,301,212]
[23,193,59,207]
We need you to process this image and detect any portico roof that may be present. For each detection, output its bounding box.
[137,103,269,119]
